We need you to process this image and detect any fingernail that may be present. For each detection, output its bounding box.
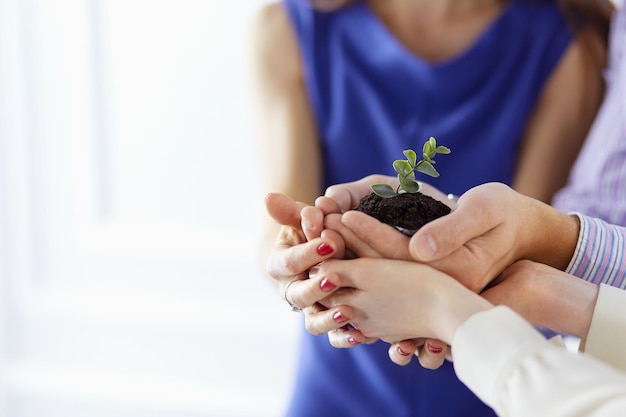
[333,311,348,323]
[320,277,337,292]
[317,242,334,256]
[348,337,359,345]
[397,346,411,357]
[415,233,437,260]
[427,343,443,354]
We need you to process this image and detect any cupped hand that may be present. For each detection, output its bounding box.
[264,192,343,310]
[264,192,377,344]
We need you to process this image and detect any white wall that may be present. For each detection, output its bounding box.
[0,1,300,416]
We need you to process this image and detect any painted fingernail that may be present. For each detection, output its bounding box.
[317,242,334,256]
[320,277,337,292]
[427,343,444,354]
[397,346,411,357]
[333,311,348,323]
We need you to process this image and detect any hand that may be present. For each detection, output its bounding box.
[481,260,598,339]
[264,192,377,345]
[407,182,580,292]
[317,257,492,347]
[264,192,341,309]
[321,175,453,366]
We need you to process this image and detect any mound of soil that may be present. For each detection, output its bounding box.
[354,192,451,234]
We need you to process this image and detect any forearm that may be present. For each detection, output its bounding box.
[482,261,597,339]
[453,307,626,417]
[583,284,626,372]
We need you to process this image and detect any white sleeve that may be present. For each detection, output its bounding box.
[452,306,626,417]
[583,284,626,372]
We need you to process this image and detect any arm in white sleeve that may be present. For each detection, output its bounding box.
[566,214,626,288]
[453,306,626,417]
[582,284,626,373]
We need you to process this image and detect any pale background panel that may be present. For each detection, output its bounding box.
[0,1,300,416]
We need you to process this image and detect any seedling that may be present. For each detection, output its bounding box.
[371,137,451,198]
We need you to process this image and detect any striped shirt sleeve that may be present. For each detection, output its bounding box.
[565,213,626,289]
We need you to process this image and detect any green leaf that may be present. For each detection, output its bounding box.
[415,160,440,177]
[403,149,417,167]
[393,160,413,177]
[436,145,451,155]
[423,141,433,157]
[429,136,437,150]
[371,183,398,198]
[399,178,421,193]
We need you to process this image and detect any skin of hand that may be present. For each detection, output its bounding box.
[482,260,599,339]
[407,182,581,292]
[314,257,493,346]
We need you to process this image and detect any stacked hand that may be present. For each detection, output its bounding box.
[265,176,586,369]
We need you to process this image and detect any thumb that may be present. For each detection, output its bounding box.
[409,199,497,262]
[265,193,308,229]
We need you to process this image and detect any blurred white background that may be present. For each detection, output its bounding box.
[0,0,301,416]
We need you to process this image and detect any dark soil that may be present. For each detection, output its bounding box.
[354,192,451,234]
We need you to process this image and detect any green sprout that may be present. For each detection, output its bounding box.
[371,137,451,198]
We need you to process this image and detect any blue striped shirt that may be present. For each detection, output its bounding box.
[567,213,626,289]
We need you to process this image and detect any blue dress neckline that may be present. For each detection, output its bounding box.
[357,1,516,71]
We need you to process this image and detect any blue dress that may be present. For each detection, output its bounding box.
[283,1,572,416]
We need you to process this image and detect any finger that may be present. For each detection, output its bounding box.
[325,213,386,258]
[388,340,418,366]
[341,211,411,260]
[315,195,344,215]
[320,228,347,259]
[304,304,353,336]
[325,174,397,211]
[417,339,448,370]
[327,326,369,348]
[267,237,338,283]
[284,263,344,311]
[409,196,497,262]
[301,205,324,241]
[265,193,308,228]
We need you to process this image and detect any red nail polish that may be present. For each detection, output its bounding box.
[333,311,347,323]
[320,277,337,292]
[397,346,411,357]
[317,242,334,256]
[427,343,444,354]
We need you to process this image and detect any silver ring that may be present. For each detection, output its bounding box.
[284,280,302,312]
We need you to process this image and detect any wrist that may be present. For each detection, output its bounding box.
[523,198,580,270]
[437,282,493,344]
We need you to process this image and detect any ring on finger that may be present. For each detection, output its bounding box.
[284,280,302,313]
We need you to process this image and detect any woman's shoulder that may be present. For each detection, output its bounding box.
[250,2,302,85]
